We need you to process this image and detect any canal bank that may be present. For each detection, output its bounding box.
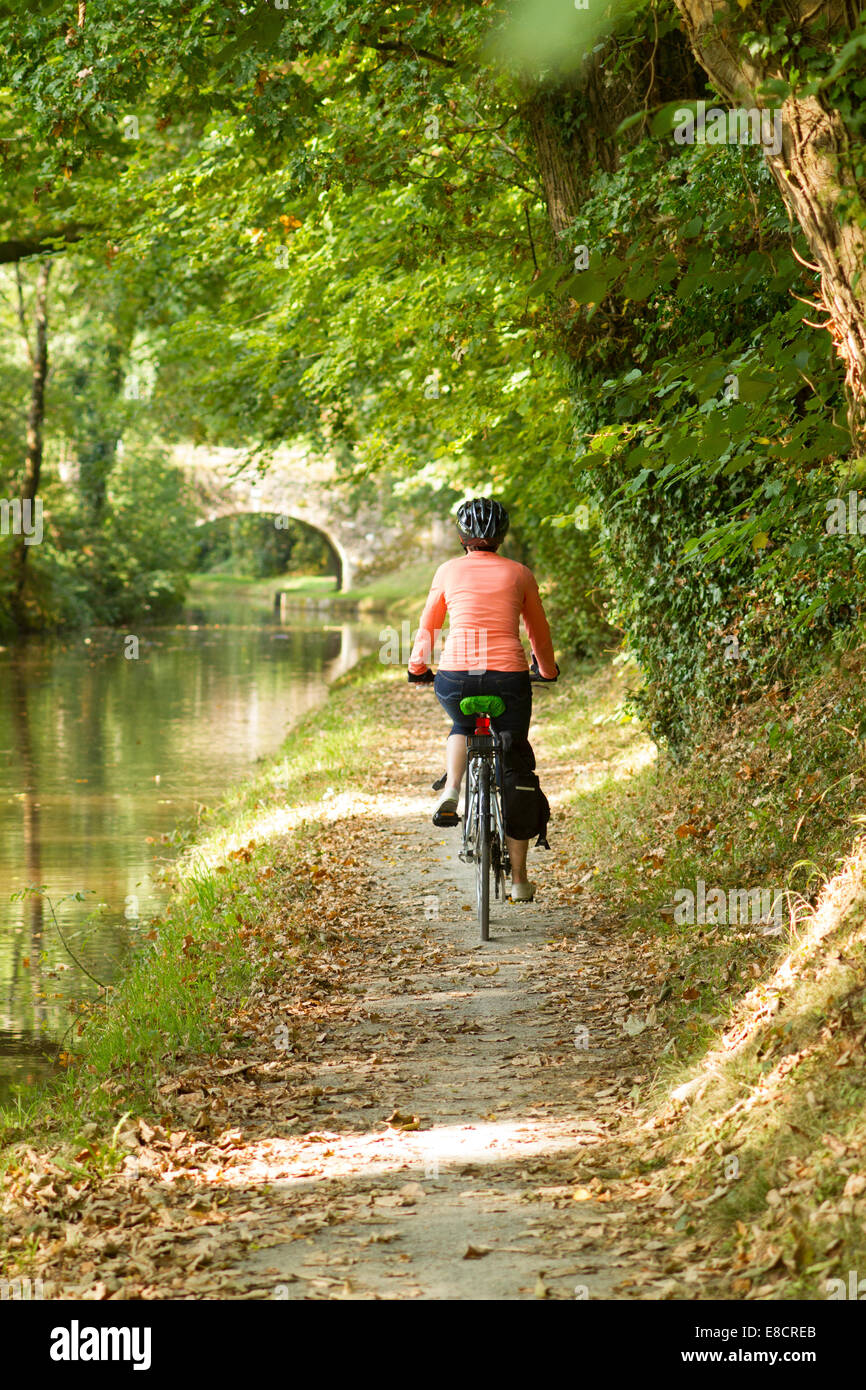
[0,654,392,1148]
[0,561,435,1108]
[0,579,383,1104]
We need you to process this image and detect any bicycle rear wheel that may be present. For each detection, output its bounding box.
[476,760,491,941]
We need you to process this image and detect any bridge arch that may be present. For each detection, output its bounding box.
[193,507,351,589]
[177,443,376,592]
[174,441,450,594]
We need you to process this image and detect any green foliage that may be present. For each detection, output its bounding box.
[554,139,855,746]
[526,515,615,658]
[0,0,864,743]
[0,443,197,631]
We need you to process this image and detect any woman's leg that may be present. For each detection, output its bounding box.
[432,733,467,825]
[507,834,529,884]
[445,731,467,794]
[431,673,470,824]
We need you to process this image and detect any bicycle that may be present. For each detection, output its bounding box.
[457,694,509,942]
[457,671,555,941]
[424,660,558,942]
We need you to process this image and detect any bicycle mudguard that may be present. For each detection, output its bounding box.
[459,694,505,718]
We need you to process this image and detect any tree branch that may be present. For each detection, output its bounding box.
[0,226,85,264]
[14,265,34,368]
[525,203,539,272]
[364,38,457,69]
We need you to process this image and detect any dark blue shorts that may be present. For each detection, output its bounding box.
[434,669,532,739]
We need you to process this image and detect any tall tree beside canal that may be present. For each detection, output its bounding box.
[10,259,51,628]
[669,0,866,444]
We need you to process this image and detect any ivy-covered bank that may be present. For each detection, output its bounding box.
[561,138,855,751]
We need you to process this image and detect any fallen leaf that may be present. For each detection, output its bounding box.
[386,1109,421,1131]
[398,1183,425,1205]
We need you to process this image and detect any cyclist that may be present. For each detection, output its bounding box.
[407,497,558,902]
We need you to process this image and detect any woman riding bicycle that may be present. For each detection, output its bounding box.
[407,497,558,902]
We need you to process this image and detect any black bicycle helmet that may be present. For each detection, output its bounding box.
[456,497,509,546]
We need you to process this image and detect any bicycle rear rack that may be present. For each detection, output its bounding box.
[467,713,496,754]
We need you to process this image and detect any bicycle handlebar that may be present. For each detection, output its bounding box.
[529,654,560,684]
[409,669,558,685]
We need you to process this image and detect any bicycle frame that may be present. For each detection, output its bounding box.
[461,712,510,941]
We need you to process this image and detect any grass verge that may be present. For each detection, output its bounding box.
[540,652,866,1298]
[340,560,434,616]
[187,572,337,600]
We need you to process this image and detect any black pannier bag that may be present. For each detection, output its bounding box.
[497,732,550,848]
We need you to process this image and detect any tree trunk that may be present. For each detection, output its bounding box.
[523,90,583,242]
[520,30,707,382]
[11,258,51,627]
[671,0,866,443]
[10,652,44,961]
[74,332,133,523]
[522,29,706,247]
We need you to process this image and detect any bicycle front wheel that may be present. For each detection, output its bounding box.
[476,760,491,941]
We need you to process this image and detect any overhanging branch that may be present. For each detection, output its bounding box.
[0,226,86,264]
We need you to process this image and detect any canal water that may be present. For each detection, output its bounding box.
[0,583,380,1103]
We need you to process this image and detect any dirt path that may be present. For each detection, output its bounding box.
[229,818,638,1302]
[24,686,675,1301]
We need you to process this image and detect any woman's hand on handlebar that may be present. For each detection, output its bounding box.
[407,667,435,686]
[529,654,560,683]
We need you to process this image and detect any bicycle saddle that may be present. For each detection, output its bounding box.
[459,695,506,717]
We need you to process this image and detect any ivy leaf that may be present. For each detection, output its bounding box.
[823,32,866,84]
[650,100,697,138]
[615,109,648,136]
[526,263,569,298]
[626,467,653,494]
[566,272,610,305]
[757,77,792,99]
[622,270,656,301]
[737,369,776,404]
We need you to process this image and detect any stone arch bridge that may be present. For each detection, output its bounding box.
[174,443,450,591]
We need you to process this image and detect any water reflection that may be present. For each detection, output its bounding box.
[0,586,378,1102]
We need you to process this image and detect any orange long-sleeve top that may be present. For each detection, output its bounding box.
[408,550,557,679]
